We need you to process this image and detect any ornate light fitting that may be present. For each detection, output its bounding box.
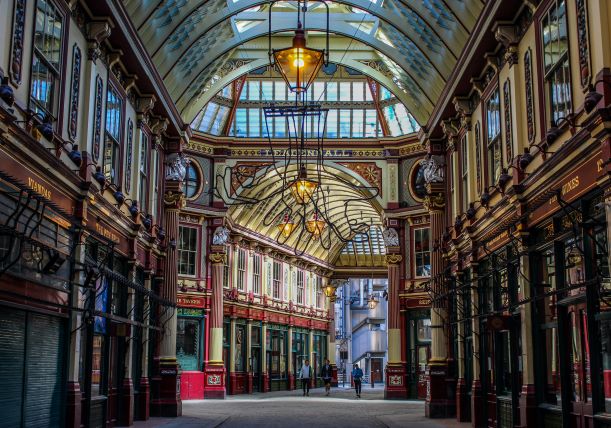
[305,211,326,240]
[289,164,318,204]
[269,0,330,94]
[368,294,379,309]
[277,210,297,238]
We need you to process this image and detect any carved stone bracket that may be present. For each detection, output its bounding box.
[136,95,157,126]
[163,190,185,210]
[86,19,112,62]
[493,22,520,67]
[210,253,227,265]
[452,96,473,131]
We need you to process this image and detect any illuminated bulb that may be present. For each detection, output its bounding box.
[293,57,305,68]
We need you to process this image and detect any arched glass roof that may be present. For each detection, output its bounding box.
[191,66,420,138]
[124,0,485,125]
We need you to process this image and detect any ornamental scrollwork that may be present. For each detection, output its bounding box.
[423,192,445,211]
[163,191,186,209]
[209,253,226,265]
[386,254,403,265]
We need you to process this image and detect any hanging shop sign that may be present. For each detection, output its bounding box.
[528,150,604,226]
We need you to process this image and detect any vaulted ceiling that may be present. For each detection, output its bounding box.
[125,0,485,125]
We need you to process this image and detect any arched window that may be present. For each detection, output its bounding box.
[184,164,200,198]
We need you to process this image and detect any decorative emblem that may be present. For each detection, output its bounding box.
[389,375,403,386]
[10,0,26,84]
[92,75,103,161]
[125,119,134,192]
[382,228,400,247]
[68,44,82,140]
[208,374,222,385]
[165,152,190,181]
[212,226,230,245]
[163,191,186,209]
[503,79,513,164]
[524,49,535,144]
[209,252,226,264]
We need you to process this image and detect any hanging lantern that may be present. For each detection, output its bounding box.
[306,211,326,240]
[272,26,325,93]
[368,294,379,309]
[289,164,318,205]
[277,211,296,238]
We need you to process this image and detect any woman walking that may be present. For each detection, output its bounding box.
[352,363,363,398]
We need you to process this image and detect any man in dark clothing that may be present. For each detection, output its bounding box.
[299,359,313,396]
[321,358,333,396]
[352,363,363,398]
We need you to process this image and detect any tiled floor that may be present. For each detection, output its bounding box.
[134,386,470,428]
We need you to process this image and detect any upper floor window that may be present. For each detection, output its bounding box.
[184,163,200,199]
[236,248,246,291]
[151,148,160,218]
[486,89,502,185]
[541,0,571,126]
[414,227,431,278]
[138,131,149,211]
[272,261,281,299]
[297,270,305,305]
[104,85,123,185]
[30,0,63,121]
[252,254,261,295]
[178,226,197,277]
[223,249,230,288]
[460,135,469,212]
[316,276,323,308]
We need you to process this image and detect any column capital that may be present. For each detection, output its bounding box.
[210,252,227,265]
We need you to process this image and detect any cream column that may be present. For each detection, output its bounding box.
[288,325,294,387]
[229,317,237,373]
[246,320,253,392]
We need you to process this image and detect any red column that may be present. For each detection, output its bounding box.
[384,244,408,399]
[204,245,227,398]
[151,181,183,417]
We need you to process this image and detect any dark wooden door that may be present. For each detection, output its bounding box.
[371,359,383,383]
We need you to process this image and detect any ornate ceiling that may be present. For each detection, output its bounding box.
[125,0,485,125]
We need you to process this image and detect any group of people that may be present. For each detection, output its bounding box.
[298,359,364,398]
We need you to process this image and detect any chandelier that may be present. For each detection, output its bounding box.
[214,1,381,256]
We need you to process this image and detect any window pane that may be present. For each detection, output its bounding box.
[34,0,63,70]
[352,109,364,138]
[235,108,247,137]
[339,82,351,101]
[248,109,260,137]
[326,82,338,101]
[364,109,378,137]
[248,81,261,100]
[326,109,337,138]
[339,109,351,138]
[30,55,55,115]
[177,318,200,370]
[274,81,286,101]
[352,82,365,101]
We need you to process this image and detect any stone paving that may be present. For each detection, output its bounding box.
[135,386,468,428]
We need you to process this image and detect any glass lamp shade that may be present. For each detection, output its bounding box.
[368,296,379,309]
[306,212,326,240]
[323,285,336,298]
[273,29,324,93]
[277,212,296,238]
[289,164,318,205]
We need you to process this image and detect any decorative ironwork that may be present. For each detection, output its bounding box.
[576,0,591,89]
[125,118,134,192]
[68,44,82,140]
[524,49,535,144]
[503,79,513,164]
[475,121,482,194]
[9,0,26,84]
[92,75,103,161]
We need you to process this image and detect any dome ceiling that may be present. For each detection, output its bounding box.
[125,0,485,124]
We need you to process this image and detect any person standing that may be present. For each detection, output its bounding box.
[321,358,333,396]
[299,359,313,396]
[352,363,363,398]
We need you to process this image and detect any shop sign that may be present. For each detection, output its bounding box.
[177,295,205,308]
[404,297,431,308]
[529,151,604,226]
[160,368,177,376]
[178,308,204,317]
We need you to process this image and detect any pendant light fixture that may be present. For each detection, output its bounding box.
[306,211,326,240]
[289,164,318,204]
[277,210,297,238]
[269,0,330,94]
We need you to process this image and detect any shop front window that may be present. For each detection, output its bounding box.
[235,324,246,372]
[417,318,432,341]
[177,318,201,371]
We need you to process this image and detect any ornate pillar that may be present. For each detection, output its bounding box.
[424,182,456,418]
[204,241,227,398]
[261,321,269,392]
[151,180,183,417]
[288,325,295,390]
[470,263,485,428]
[138,271,153,421]
[228,316,237,395]
[246,320,253,393]
[383,227,408,399]
[327,291,338,386]
[455,271,468,423]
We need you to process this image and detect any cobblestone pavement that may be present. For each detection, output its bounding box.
[135,386,468,428]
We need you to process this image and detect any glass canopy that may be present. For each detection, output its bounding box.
[192,68,419,138]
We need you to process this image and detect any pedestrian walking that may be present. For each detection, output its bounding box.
[321,358,333,396]
[352,363,363,398]
[298,359,313,396]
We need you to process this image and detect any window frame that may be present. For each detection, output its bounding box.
[485,87,502,186]
[297,270,305,305]
[28,0,67,124]
[103,79,125,186]
[272,260,282,300]
[460,134,469,213]
[138,128,150,211]
[539,0,573,129]
[177,225,198,277]
[252,253,261,295]
[236,247,246,291]
[413,226,431,279]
